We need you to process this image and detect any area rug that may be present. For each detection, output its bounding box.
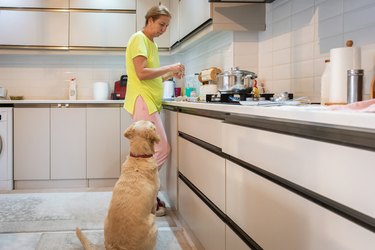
[0,191,176,234]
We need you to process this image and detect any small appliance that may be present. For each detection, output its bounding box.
[113,75,127,100]
[163,80,175,99]
[93,82,110,100]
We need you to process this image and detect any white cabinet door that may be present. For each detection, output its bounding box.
[179,137,225,211]
[226,160,375,249]
[136,0,170,48]
[50,106,86,179]
[0,0,68,8]
[70,12,136,47]
[70,0,135,10]
[87,107,121,179]
[162,109,178,209]
[179,179,226,250]
[0,10,69,46]
[178,0,210,39]
[14,107,50,180]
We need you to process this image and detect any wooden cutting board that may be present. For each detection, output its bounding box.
[371,76,375,99]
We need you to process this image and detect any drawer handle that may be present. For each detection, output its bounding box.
[0,135,3,155]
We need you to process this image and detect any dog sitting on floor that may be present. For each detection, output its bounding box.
[76,120,161,250]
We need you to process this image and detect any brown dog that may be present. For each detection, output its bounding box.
[76,120,161,250]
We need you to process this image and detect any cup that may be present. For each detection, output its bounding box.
[185,87,196,97]
[174,87,182,97]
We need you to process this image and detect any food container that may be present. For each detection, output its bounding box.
[216,67,257,93]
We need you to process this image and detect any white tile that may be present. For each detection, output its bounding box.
[343,4,375,33]
[292,24,314,46]
[273,17,291,37]
[273,63,291,80]
[316,15,343,40]
[291,0,314,15]
[291,43,314,62]
[271,79,292,93]
[315,0,343,22]
[292,6,314,31]
[343,24,375,48]
[259,51,273,68]
[291,60,314,78]
[343,0,375,12]
[315,35,344,55]
[259,37,273,53]
[273,48,291,66]
[272,0,292,23]
[273,32,291,51]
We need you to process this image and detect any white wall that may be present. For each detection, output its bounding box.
[259,0,375,102]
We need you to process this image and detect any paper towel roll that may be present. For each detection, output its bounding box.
[329,46,361,104]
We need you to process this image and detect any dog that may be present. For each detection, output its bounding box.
[76,120,161,250]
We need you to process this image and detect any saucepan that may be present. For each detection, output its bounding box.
[216,67,257,94]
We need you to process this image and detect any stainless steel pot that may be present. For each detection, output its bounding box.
[216,67,257,93]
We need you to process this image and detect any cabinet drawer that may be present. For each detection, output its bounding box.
[222,123,375,218]
[0,0,68,8]
[178,113,222,148]
[179,137,225,211]
[69,12,135,47]
[70,0,136,10]
[226,161,375,249]
[0,10,69,46]
[179,179,225,250]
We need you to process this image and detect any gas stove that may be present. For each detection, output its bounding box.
[206,93,286,104]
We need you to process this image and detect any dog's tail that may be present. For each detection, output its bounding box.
[75,227,96,250]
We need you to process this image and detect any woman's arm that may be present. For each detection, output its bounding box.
[133,56,184,81]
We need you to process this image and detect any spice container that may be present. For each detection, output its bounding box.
[347,69,363,103]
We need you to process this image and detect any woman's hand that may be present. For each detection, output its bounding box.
[169,63,185,79]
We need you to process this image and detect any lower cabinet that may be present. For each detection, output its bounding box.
[87,107,121,179]
[14,105,130,186]
[51,105,86,179]
[14,106,50,180]
[179,179,226,250]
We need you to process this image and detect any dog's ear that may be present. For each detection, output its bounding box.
[146,128,160,143]
[124,124,135,139]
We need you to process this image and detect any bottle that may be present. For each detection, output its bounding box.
[321,59,330,105]
[69,78,77,100]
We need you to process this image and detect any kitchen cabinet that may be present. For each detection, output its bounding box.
[69,12,136,48]
[169,0,179,47]
[179,179,226,250]
[0,10,69,46]
[226,160,375,249]
[162,108,178,209]
[87,107,121,179]
[14,107,50,180]
[136,0,170,48]
[69,0,135,10]
[178,0,210,40]
[51,105,86,179]
[120,108,132,165]
[0,0,68,8]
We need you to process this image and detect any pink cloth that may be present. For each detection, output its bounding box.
[131,96,170,170]
[328,99,375,113]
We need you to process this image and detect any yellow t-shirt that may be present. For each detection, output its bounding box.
[124,31,162,114]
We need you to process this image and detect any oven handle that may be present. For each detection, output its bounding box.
[0,135,2,155]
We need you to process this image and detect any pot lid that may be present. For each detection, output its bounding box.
[219,67,257,79]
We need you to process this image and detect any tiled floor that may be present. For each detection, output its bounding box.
[0,188,197,250]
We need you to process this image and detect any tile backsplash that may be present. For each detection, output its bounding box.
[1,0,375,102]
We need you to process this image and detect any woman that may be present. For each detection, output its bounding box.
[124,5,184,216]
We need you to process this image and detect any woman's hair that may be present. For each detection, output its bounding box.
[145,5,171,26]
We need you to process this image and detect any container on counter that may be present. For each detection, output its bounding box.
[321,59,331,105]
[347,69,363,103]
[69,78,77,100]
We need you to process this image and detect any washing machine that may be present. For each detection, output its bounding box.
[0,107,13,190]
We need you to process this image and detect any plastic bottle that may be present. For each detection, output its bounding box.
[69,78,77,100]
[320,59,330,105]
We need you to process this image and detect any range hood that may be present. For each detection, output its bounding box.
[209,0,275,3]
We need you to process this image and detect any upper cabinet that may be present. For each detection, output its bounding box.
[69,0,135,10]
[0,0,69,8]
[169,0,179,47]
[136,0,170,49]
[179,0,210,40]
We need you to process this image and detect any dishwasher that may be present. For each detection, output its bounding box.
[0,107,13,190]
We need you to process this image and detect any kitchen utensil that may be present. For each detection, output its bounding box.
[216,67,257,94]
[174,87,182,97]
[93,82,110,100]
[113,75,127,99]
[347,69,363,103]
[199,84,218,101]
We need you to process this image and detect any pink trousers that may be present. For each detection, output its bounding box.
[132,96,170,170]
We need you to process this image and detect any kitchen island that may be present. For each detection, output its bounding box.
[162,101,375,250]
